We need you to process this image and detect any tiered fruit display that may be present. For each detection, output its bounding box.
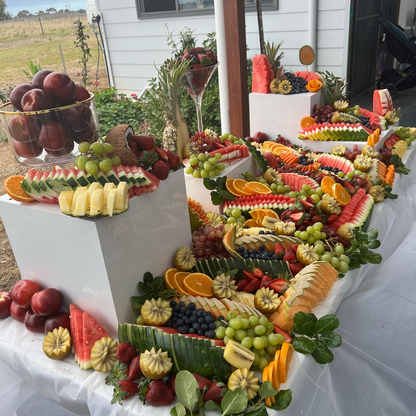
[7,71,97,160]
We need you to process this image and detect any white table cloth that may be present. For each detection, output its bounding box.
[1,148,416,416]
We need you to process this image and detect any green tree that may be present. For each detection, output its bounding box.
[0,1,11,20]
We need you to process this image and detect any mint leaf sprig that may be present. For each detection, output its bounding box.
[203,176,235,206]
[344,228,382,270]
[292,312,342,364]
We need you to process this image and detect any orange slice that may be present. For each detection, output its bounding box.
[268,364,276,404]
[263,364,272,406]
[243,219,260,228]
[183,273,213,297]
[272,351,281,392]
[321,176,336,195]
[225,178,242,197]
[245,182,272,195]
[173,272,191,295]
[300,116,317,129]
[332,183,351,207]
[278,342,294,383]
[249,208,267,222]
[263,209,279,219]
[233,179,252,196]
[164,268,178,290]
[4,175,34,203]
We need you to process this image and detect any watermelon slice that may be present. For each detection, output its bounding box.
[252,55,273,94]
[80,311,111,370]
[69,304,83,365]
[373,89,392,116]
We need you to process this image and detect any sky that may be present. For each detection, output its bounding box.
[6,1,87,16]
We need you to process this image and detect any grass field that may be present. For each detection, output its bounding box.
[0,15,109,94]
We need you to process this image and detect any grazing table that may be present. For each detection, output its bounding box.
[1,148,416,416]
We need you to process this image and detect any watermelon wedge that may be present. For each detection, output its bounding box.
[69,304,83,365]
[252,55,273,94]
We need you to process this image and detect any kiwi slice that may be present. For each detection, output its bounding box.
[43,327,71,360]
[228,368,260,400]
[91,337,118,372]
[254,287,281,314]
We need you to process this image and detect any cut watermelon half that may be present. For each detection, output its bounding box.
[69,304,83,365]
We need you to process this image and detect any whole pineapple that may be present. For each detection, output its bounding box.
[156,59,191,160]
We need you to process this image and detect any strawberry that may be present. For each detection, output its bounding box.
[165,150,180,168]
[154,146,169,163]
[327,214,339,224]
[203,381,226,404]
[299,199,313,209]
[236,279,250,291]
[283,247,296,262]
[128,356,143,381]
[291,244,299,252]
[193,63,205,74]
[260,275,273,288]
[192,373,212,390]
[242,271,255,281]
[206,50,218,63]
[116,342,136,364]
[183,52,191,60]
[252,268,264,278]
[268,278,288,292]
[190,47,205,55]
[289,262,304,276]
[274,242,285,255]
[139,379,175,407]
[131,134,154,150]
[274,324,293,342]
[166,374,176,394]
[244,279,260,293]
[152,160,170,180]
[112,380,139,404]
[128,140,140,156]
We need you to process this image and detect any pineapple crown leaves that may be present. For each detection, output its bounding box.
[131,272,177,309]
[139,151,159,169]
[263,39,285,72]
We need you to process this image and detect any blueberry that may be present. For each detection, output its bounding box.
[177,319,184,326]
[177,313,184,319]
[244,225,249,229]
[197,310,204,317]
[180,306,187,313]
[173,305,180,313]
[218,315,225,321]
[256,254,261,259]
[244,254,249,259]
[205,311,212,317]
[259,244,265,250]
[259,230,265,235]
[189,328,195,334]
[262,253,269,260]
[193,323,200,330]
[178,326,185,334]
[198,329,204,336]
[170,301,177,307]
[186,310,192,317]
[188,302,196,310]
[205,316,212,323]
[208,323,216,330]
[250,254,256,259]
[272,254,279,260]
[185,318,191,325]
[183,326,190,333]
[198,318,205,324]
[190,316,197,323]
[201,323,208,331]
[178,302,185,307]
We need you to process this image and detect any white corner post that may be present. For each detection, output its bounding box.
[308,0,318,72]
[214,0,230,135]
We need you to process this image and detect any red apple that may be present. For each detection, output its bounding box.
[74,84,90,102]
[44,311,70,334]
[252,132,269,143]
[31,69,54,89]
[24,309,48,333]
[8,115,41,143]
[71,122,96,144]
[0,292,12,319]
[31,288,63,316]
[11,279,42,308]
[43,72,76,105]
[10,83,32,111]
[45,139,74,157]
[21,89,55,112]
[38,121,70,151]
[10,302,30,322]
[62,105,92,132]
[14,140,43,159]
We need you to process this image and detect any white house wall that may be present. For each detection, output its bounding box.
[96,0,350,96]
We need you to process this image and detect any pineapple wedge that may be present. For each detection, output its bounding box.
[70,187,88,213]
[115,182,129,214]
[106,189,117,217]
[58,191,74,215]
[90,189,104,217]
[87,183,103,213]
[103,183,116,216]
[73,189,89,217]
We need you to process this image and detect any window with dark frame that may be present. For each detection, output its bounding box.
[136,0,278,18]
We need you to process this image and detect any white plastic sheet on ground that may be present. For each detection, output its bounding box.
[1,148,416,416]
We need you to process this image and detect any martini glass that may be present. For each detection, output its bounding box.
[182,63,218,133]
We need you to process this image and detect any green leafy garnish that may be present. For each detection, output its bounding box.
[241,137,269,174]
[345,228,382,270]
[292,312,342,364]
[203,176,235,206]
[390,154,410,175]
[372,180,398,199]
[130,271,177,311]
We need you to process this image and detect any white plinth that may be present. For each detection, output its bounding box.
[0,170,191,338]
[249,92,322,142]
[184,157,259,213]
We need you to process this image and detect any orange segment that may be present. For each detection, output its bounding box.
[249,208,266,222]
[272,351,281,392]
[173,272,191,295]
[164,268,178,290]
[263,209,279,219]
[300,116,317,129]
[243,219,260,228]
[245,182,272,195]
[332,183,351,207]
[321,176,336,195]
[4,175,34,203]
[278,342,294,383]
[263,364,272,406]
[226,179,242,197]
[233,179,252,196]
[183,273,213,297]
